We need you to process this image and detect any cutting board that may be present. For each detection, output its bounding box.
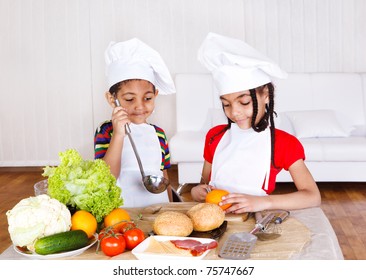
[126,202,311,260]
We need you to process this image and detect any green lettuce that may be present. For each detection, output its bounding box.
[43,149,123,222]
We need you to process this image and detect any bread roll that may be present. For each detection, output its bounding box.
[153,211,193,237]
[187,203,225,232]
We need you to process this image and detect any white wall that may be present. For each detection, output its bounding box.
[1,0,366,166]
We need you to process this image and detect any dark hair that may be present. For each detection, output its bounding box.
[109,79,156,95]
[209,82,278,167]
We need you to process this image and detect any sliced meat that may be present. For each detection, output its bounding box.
[170,239,202,249]
[170,239,218,256]
[191,241,218,256]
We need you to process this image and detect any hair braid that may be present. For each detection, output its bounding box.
[249,83,278,168]
[250,89,259,130]
[266,83,278,168]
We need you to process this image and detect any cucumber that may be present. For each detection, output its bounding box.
[34,230,89,255]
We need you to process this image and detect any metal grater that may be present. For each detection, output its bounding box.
[219,232,257,259]
[219,212,274,259]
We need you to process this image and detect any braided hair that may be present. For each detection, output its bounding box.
[250,83,278,168]
[209,82,278,167]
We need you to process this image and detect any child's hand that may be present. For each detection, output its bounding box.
[220,193,269,214]
[191,184,215,202]
[111,106,130,137]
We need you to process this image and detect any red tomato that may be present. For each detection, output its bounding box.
[119,221,136,234]
[100,234,126,256]
[123,228,145,250]
[98,228,119,240]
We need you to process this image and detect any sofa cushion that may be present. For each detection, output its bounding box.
[300,137,366,162]
[284,110,354,138]
[274,73,366,129]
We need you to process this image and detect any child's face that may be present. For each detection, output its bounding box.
[220,88,268,130]
[114,80,158,124]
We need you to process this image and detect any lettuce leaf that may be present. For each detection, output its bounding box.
[43,149,123,222]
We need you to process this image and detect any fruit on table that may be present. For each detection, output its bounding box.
[205,189,232,210]
[71,210,97,238]
[104,208,131,231]
[34,230,89,255]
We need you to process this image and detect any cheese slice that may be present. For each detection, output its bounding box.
[143,237,191,256]
[143,237,167,254]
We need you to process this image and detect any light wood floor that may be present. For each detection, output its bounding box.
[1,166,366,259]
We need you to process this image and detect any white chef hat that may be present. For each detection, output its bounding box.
[105,38,176,95]
[198,32,287,95]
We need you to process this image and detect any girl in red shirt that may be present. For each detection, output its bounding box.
[191,33,321,213]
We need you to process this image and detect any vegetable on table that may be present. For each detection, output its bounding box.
[100,232,126,257]
[42,149,123,223]
[123,228,145,250]
[34,229,89,255]
[6,194,72,250]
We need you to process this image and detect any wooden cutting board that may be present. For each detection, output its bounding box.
[127,202,311,260]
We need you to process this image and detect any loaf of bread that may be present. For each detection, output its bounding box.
[187,203,225,232]
[153,211,193,237]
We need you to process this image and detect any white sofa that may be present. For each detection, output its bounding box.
[169,73,366,186]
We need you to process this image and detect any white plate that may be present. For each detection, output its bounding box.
[131,235,217,260]
[13,234,98,259]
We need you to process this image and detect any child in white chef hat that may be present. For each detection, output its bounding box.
[94,38,176,207]
[191,32,321,213]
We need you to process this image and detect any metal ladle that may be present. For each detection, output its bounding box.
[125,123,170,194]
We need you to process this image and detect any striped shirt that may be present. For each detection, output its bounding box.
[94,121,171,170]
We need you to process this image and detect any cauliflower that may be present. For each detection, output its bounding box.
[6,194,71,249]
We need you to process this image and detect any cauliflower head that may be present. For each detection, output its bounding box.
[6,194,71,249]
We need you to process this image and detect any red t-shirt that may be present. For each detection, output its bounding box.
[204,125,305,194]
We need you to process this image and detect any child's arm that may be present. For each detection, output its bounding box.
[220,159,321,213]
[191,160,216,202]
[102,106,130,178]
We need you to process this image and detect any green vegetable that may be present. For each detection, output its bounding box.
[34,230,89,255]
[43,149,123,222]
[6,195,71,249]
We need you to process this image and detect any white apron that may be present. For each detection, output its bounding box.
[209,124,271,196]
[117,123,169,207]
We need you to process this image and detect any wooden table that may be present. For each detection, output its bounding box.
[0,202,343,260]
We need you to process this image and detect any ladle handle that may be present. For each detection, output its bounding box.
[125,123,146,179]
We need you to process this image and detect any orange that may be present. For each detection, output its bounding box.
[104,208,131,231]
[205,189,232,210]
[71,210,97,238]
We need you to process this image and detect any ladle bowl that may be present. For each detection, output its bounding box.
[143,175,170,194]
